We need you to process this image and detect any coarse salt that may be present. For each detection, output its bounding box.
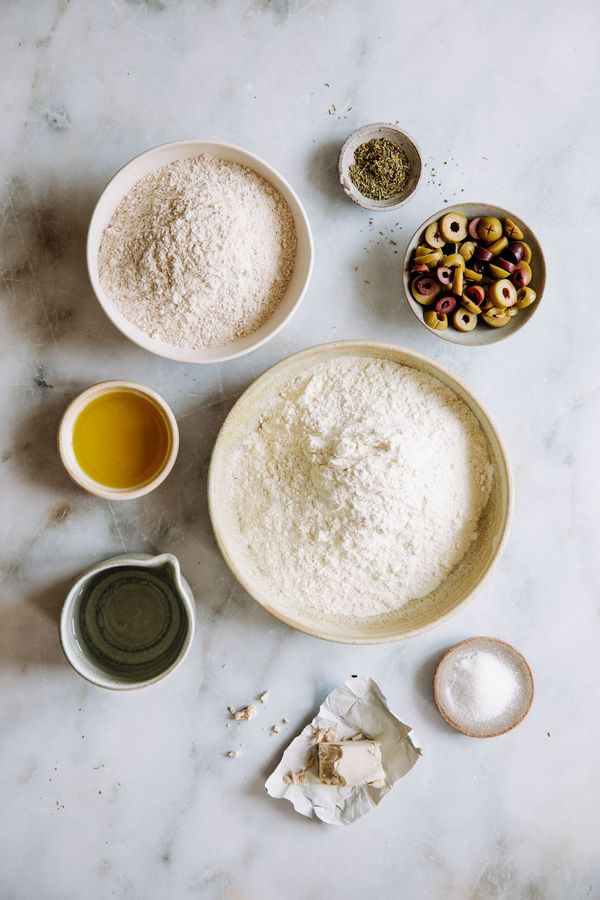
[440,648,520,728]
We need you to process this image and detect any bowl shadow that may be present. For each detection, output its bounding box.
[0,571,79,671]
[0,178,139,357]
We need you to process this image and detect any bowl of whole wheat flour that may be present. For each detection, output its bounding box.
[209,341,513,643]
[87,141,313,363]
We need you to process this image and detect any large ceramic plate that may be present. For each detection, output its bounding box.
[208,341,513,644]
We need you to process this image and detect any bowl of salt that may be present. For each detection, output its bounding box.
[433,637,534,738]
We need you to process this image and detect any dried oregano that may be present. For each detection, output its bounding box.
[349,138,411,201]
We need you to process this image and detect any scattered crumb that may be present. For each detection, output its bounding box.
[282,718,289,725]
[227,750,242,759]
[258,691,270,704]
[283,770,309,785]
[270,724,281,736]
[311,726,336,744]
[228,704,257,721]
[351,732,364,741]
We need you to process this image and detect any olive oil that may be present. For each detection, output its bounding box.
[72,390,170,489]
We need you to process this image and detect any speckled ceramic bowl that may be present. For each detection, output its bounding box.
[403,203,546,346]
[433,637,534,738]
[338,123,422,211]
[208,340,513,644]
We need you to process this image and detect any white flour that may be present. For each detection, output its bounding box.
[231,357,494,620]
[98,155,296,349]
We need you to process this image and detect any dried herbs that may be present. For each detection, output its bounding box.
[349,138,411,201]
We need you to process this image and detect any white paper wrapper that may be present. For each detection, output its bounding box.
[265,676,421,826]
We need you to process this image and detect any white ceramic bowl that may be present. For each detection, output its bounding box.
[208,340,513,644]
[403,203,546,346]
[58,380,179,500]
[87,140,314,364]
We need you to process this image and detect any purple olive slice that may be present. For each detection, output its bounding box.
[436,266,453,285]
[474,246,493,262]
[434,294,457,315]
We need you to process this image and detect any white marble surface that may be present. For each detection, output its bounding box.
[1,1,599,897]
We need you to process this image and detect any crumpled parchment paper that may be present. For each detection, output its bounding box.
[265,676,421,825]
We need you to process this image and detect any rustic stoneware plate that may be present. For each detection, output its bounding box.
[208,340,513,644]
[433,636,535,738]
[87,140,314,364]
[403,202,546,346]
[338,123,422,211]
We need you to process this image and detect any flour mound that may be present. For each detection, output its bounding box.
[231,357,494,620]
[98,155,297,349]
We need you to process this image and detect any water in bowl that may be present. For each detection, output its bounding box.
[75,565,188,684]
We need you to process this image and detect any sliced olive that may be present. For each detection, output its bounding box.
[474,246,493,262]
[435,294,457,315]
[516,286,537,309]
[415,244,434,257]
[489,263,511,279]
[439,212,468,242]
[496,257,516,275]
[482,309,511,328]
[477,216,503,242]
[464,268,483,282]
[443,253,466,270]
[462,297,483,315]
[452,267,464,297]
[411,276,441,305]
[414,251,440,267]
[425,222,446,249]
[520,242,533,264]
[464,284,485,306]
[513,261,532,288]
[459,241,476,261]
[487,236,508,256]
[506,306,519,317]
[503,218,524,240]
[424,309,449,330]
[490,278,517,308]
[452,306,478,332]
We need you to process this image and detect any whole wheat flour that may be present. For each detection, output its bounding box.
[98,155,296,349]
[231,357,494,620]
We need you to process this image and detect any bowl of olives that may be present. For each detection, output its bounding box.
[403,203,546,346]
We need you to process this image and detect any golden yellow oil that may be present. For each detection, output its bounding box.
[72,390,171,489]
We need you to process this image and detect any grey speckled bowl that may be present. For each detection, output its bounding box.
[403,203,546,346]
[338,123,422,211]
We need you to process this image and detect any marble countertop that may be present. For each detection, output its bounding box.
[2,1,599,897]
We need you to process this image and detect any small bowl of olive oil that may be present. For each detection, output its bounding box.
[58,381,179,499]
[60,553,195,690]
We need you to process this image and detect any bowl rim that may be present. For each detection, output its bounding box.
[57,380,179,500]
[59,552,196,690]
[432,636,535,738]
[86,139,314,365]
[338,122,422,211]
[207,339,514,644]
[402,202,546,346]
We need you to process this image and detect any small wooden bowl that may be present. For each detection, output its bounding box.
[338,123,422,211]
[433,636,534,738]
